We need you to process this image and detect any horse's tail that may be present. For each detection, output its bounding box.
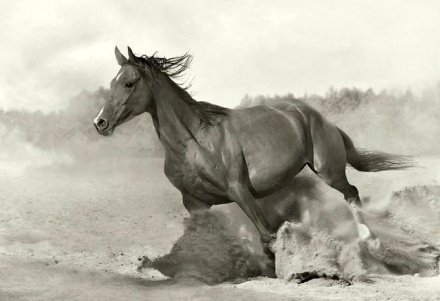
[337,128,415,172]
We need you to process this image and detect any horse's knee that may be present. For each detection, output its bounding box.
[343,184,361,206]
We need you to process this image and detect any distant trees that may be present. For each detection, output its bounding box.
[1,84,439,158]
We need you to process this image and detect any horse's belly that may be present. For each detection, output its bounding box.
[247,155,306,196]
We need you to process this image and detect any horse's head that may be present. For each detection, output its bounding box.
[94,46,153,136]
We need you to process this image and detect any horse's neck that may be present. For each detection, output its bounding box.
[150,77,200,151]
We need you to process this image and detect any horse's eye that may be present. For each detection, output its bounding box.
[124,82,135,88]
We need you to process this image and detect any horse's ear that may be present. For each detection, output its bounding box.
[115,46,128,66]
[127,46,139,64]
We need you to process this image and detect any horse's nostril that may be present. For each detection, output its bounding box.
[97,118,108,130]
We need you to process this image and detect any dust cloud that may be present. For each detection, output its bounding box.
[0,123,73,176]
[139,172,440,284]
[139,211,272,284]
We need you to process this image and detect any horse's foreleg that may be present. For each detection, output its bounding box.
[228,182,277,276]
[227,183,275,245]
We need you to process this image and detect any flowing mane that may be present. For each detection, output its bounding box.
[134,52,230,127]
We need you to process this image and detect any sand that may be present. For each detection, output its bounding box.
[0,156,440,300]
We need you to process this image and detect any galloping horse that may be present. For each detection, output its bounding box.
[94,47,413,253]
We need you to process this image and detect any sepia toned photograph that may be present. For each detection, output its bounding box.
[1,1,439,300]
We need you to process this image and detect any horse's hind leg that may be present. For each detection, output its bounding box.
[312,154,373,240]
[318,172,378,245]
[321,174,373,241]
[310,117,374,241]
[331,177,362,207]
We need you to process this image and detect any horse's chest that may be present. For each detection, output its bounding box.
[164,150,227,199]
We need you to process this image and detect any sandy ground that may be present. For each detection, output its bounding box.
[0,258,293,301]
[0,155,439,300]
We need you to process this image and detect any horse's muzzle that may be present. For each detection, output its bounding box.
[94,118,112,136]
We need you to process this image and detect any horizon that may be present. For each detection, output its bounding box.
[1,83,438,114]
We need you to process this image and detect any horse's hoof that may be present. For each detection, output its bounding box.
[357,223,371,241]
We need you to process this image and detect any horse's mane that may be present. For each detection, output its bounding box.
[134,52,230,127]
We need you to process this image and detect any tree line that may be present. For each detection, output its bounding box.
[1,84,439,159]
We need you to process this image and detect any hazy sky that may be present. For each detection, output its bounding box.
[1,0,440,112]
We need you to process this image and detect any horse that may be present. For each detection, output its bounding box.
[94,46,414,256]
